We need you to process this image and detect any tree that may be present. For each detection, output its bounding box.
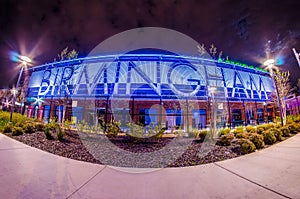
[58,47,78,61]
[273,70,292,125]
[197,43,225,60]
[54,47,79,124]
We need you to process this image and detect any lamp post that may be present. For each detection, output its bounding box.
[263,59,283,126]
[9,55,31,122]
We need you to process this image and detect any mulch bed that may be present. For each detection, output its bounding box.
[5,130,245,167]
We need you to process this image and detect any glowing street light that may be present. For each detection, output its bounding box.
[9,55,32,122]
[20,55,32,64]
[263,59,275,67]
[11,88,18,96]
[264,59,283,126]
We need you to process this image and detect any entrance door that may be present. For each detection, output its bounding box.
[232,109,243,127]
[267,108,273,122]
[257,108,264,124]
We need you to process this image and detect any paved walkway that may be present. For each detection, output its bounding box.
[0,133,300,199]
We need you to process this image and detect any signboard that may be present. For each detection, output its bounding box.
[27,54,274,101]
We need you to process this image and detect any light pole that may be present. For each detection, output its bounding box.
[9,55,31,122]
[263,59,283,126]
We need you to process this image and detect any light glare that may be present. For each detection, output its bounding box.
[263,59,275,66]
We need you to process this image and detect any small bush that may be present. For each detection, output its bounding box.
[3,123,12,133]
[294,116,300,123]
[234,126,244,135]
[35,123,45,131]
[219,133,234,146]
[56,126,64,141]
[287,123,298,134]
[280,126,290,137]
[106,122,121,137]
[262,130,277,145]
[239,139,256,154]
[246,125,256,134]
[44,127,53,140]
[23,123,36,134]
[47,119,59,130]
[250,133,264,149]
[256,127,265,134]
[235,132,248,139]
[12,127,23,136]
[63,120,73,131]
[14,122,24,128]
[198,130,208,141]
[260,123,275,130]
[153,128,164,140]
[126,122,144,141]
[219,128,231,137]
[269,128,282,141]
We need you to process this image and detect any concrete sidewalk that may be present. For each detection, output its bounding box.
[0,133,299,199]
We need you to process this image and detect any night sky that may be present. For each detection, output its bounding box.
[0,0,300,88]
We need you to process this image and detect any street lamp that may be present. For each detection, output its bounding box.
[263,59,283,126]
[9,55,31,122]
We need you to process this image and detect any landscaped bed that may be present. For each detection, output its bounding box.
[1,111,300,168]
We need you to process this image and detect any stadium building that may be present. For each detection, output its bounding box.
[23,51,275,130]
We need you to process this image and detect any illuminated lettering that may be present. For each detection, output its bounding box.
[38,70,51,96]
[28,55,274,101]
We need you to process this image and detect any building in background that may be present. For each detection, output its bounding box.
[286,95,300,116]
[22,51,275,130]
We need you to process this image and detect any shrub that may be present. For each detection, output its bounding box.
[35,122,45,131]
[219,133,234,146]
[47,119,59,130]
[250,133,264,149]
[287,123,298,134]
[286,115,300,124]
[219,128,231,137]
[245,125,256,134]
[45,123,56,130]
[280,126,290,137]
[153,128,164,140]
[269,128,282,141]
[12,127,23,136]
[3,123,12,133]
[106,122,121,137]
[235,132,248,139]
[293,115,300,123]
[274,116,281,123]
[44,127,53,140]
[234,126,244,135]
[23,123,36,134]
[198,130,208,141]
[0,111,31,129]
[63,120,73,131]
[126,122,144,140]
[262,130,277,145]
[239,139,256,154]
[14,122,24,128]
[256,127,265,134]
[56,126,64,141]
[260,123,275,130]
